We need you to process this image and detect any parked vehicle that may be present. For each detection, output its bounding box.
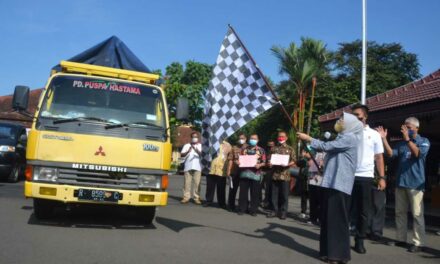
[12,37,189,223]
[0,122,27,182]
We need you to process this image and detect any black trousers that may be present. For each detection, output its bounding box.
[205,174,226,206]
[296,178,309,214]
[369,187,386,236]
[228,175,240,210]
[309,185,322,222]
[301,191,308,214]
[238,178,260,214]
[351,177,373,240]
[271,180,290,213]
[320,188,351,262]
[260,171,273,207]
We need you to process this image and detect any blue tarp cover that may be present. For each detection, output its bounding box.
[53,36,151,73]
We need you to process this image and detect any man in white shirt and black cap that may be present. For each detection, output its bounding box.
[351,104,386,254]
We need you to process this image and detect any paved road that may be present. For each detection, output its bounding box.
[0,175,439,264]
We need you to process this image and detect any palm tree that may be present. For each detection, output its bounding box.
[271,38,328,145]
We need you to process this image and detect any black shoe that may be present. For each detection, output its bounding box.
[237,211,244,215]
[250,212,257,217]
[279,212,287,220]
[203,202,212,207]
[219,204,227,209]
[354,240,366,254]
[408,245,422,253]
[267,211,276,218]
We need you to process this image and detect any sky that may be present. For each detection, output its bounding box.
[0,0,439,95]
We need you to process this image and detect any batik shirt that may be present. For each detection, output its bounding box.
[271,143,296,181]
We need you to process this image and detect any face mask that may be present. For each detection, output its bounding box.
[334,121,344,133]
[277,136,287,144]
[408,129,415,138]
[191,138,198,143]
[249,139,258,146]
[238,139,246,145]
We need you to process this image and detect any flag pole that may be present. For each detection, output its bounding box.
[228,24,321,172]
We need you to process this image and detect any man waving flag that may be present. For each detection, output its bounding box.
[201,25,278,173]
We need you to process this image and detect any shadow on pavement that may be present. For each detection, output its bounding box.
[420,247,440,259]
[156,215,319,259]
[232,222,319,259]
[155,216,204,232]
[156,214,319,260]
[364,235,440,259]
[168,194,183,202]
[25,204,157,230]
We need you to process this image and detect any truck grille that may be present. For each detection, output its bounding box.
[57,168,139,189]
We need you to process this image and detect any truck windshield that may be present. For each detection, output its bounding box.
[39,75,166,129]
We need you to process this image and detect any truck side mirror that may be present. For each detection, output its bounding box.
[12,86,30,111]
[176,98,189,121]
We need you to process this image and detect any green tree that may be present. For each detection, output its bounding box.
[271,37,328,133]
[164,61,212,128]
[270,37,329,152]
[331,40,421,107]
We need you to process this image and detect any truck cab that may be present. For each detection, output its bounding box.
[14,61,173,224]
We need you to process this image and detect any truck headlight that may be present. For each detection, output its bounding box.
[138,175,161,189]
[34,167,59,182]
[0,145,15,152]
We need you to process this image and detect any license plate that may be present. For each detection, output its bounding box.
[77,189,120,202]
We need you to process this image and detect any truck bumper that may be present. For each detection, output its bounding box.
[24,181,167,206]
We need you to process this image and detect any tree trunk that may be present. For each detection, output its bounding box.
[306,77,317,135]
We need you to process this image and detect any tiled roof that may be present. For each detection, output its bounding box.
[0,89,43,126]
[318,69,440,122]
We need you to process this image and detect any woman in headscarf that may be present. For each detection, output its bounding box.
[297,112,363,264]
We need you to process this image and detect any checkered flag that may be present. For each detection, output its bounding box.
[201,27,278,173]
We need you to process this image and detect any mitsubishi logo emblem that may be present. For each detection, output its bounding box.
[95,146,106,156]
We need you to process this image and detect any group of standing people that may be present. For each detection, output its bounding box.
[297,104,430,263]
[180,130,296,219]
[179,104,430,264]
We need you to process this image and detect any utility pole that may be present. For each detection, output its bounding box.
[361,0,367,104]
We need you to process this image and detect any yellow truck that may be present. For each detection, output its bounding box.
[12,60,185,224]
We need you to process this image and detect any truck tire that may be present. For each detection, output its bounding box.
[137,206,156,225]
[7,164,20,183]
[33,199,55,220]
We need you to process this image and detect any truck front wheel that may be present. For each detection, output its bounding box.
[33,199,55,220]
[137,206,156,225]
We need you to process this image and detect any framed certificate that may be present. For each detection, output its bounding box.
[239,155,258,168]
[270,154,290,166]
